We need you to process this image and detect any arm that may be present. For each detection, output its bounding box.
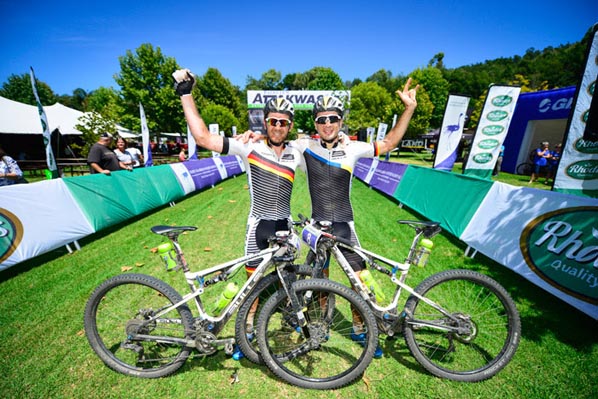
[376,77,419,155]
[173,69,224,153]
[89,162,110,175]
[1,157,23,179]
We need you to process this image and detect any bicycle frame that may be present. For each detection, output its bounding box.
[146,229,301,334]
[304,221,467,334]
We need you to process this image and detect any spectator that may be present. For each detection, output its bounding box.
[178,148,186,162]
[87,133,131,175]
[0,146,25,186]
[114,137,143,168]
[529,141,551,184]
[545,143,562,185]
[493,145,505,176]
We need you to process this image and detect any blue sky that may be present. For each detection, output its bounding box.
[1,0,597,95]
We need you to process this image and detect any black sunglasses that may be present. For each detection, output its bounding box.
[315,115,342,125]
[266,117,291,127]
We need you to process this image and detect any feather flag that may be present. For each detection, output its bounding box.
[29,67,58,178]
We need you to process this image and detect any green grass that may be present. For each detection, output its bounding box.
[1,166,596,399]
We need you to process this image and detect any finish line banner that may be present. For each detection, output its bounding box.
[464,85,521,179]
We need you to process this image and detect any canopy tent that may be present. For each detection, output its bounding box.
[501,86,575,173]
[0,96,139,158]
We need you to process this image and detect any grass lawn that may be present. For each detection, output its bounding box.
[1,157,596,399]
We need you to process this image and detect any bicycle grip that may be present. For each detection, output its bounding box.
[334,235,354,247]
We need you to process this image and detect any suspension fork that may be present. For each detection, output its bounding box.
[276,265,311,339]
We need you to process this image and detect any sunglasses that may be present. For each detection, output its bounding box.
[266,117,291,127]
[314,115,342,125]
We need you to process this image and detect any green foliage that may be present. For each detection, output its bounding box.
[410,67,450,127]
[245,69,283,90]
[114,43,182,133]
[345,81,393,130]
[0,73,57,105]
[57,88,88,111]
[200,103,239,136]
[74,112,117,157]
[86,86,123,121]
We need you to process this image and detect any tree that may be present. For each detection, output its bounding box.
[196,67,246,130]
[57,88,88,111]
[246,69,283,90]
[409,67,449,128]
[200,104,240,137]
[345,81,393,131]
[86,87,122,121]
[114,43,182,133]
[0,73,57,105]
[366,69,403,94]
[74,112,117,157]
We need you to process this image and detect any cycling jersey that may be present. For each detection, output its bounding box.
[224,137,303,269]
[290,134,378,222]
[289,134,379,271]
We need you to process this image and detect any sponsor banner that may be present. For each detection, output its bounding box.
[0,180,94,270]
[140,102,153,167]
[354,157,373,181]
[172,156,243,191]
[376,123,388,142]
[554,27,598,197]
[394,166,493,237]
[460,182,598,318]
[434,95,471,171]
[464,85,521,179]
[247,90,351,111]
[187,125,197,160]
[366,127,375,143]
[368,161,408,195]
[64,167,184,231]
[209,124,220,158]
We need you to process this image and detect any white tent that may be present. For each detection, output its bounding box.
[0,96,138,138]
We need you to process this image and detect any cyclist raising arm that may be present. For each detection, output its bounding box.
[173,69,303,359]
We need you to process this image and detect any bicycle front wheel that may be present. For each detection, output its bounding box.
[403,269,521,382]
[84,273,194,378]
[257,279,377,390]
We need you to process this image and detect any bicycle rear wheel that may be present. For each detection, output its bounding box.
[257,279,377,390]
[84,273,194,378]
[402,269,520,382]
[516,162,533,175]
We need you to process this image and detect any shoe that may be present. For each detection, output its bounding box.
[232,345,244,361]
[350,330,383,359]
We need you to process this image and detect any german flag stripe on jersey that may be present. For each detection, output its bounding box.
[247,151,295,182]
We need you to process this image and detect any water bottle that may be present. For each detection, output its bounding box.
[359,270,386,303]
[416,238,434,267]
[211,283,239,315]
[157,242,177,270]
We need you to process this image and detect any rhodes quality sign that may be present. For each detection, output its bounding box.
[520,207,598,304]
[0,208,24,264]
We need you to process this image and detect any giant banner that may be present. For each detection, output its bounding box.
[433,94,470,171]
[553,25,598,198]
[464,85,521,179]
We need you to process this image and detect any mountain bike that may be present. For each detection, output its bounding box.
[256,218,521,385]
[83,221,377,389]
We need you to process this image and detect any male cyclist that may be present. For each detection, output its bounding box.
[173,69,303,359]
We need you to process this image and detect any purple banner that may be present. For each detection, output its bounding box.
[355,159,408,196]
[178,156,243,191]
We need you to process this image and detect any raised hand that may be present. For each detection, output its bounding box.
[172,69,196,96]
[395,77,419,110]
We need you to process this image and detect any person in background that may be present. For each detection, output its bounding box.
[529,141,551,184]
[178,148,186,162]
[0,146,24,186]
[114,137,134,169]
[493,145,505,176]
[87,133,131,175]
[545,143,561,185]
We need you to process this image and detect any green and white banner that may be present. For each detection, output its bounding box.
[30,67,58,178]
[247,90,351,110]
[553,26,598,198]
[464,85,521,179]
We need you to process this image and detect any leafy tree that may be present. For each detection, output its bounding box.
[114,43,182,133]
[345,81,393,131]
[196,67,246,131]
[86,87,122,121]
[73,112,117,157]
[200,103,240,137]
[246,69,283,90]
[366,69,403,94]
[57,88,88,111]
[0,73,57,105]
[409,67,449,128]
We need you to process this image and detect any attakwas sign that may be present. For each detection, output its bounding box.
[521,207,598,304]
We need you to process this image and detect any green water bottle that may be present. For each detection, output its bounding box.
[211,283,239,315]
[157,242,177,270]
[360,270,386,303]
[416,238,434,267]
